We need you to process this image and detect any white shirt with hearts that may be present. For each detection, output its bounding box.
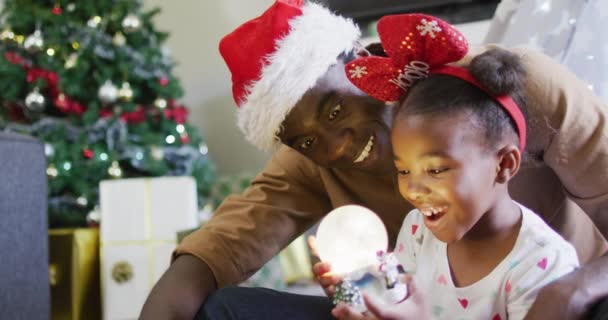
[395,202,579,320]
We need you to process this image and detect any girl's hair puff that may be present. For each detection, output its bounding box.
[397,48,528,150]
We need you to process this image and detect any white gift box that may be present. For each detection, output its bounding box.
[99,177,198,320]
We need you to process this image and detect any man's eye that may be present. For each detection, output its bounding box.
[328,103,341,121]
[299,138,315,150]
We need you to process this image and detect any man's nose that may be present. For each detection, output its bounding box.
[326,128,355,162]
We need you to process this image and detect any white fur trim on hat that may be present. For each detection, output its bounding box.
[237,2,361,151]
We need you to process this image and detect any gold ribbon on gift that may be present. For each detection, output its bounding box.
[49,228,101,320]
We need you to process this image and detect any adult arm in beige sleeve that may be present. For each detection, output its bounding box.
[514,48,608,320]
[140,147,332,319]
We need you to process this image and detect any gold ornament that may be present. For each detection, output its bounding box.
[24,30,44,53]
[49,264,60,287]
[0,28,15,42]
[14,34,25,45]
[118,82,134,102]
[108,161,123,178]
[121,14,141,33]
[47,164,59,178]
[87,16,102,28]
[154,98,167,109]
[150,146,164,160]
[111,261,133,284]
[65,53,78,69]
[113,32,126,47]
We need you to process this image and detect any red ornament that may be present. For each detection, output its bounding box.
[83,149,94,159]
[4,52,23,65]
[180,135,190,144]
[159,77,169,86]
[52,5,62,15]
[54,94,70,112]
[120,105,147,124]
[164,106,188,124]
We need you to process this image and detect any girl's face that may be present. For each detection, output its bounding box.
[279,60,396,175]
[391,111,504,243]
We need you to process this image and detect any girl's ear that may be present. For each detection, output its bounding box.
[496,144,521,184]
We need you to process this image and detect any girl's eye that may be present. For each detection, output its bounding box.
[428,168,448,175]
[299,137,315,150]
[397,169,410,176]
[328,103,341,121]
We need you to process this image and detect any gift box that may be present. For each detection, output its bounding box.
[99,177,198,320]
[48,228,101,320]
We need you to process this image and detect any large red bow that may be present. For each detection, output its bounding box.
[346,14,468,102]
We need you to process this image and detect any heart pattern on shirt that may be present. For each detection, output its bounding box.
[411,224,419,235]
[537,257,548,270]
[505,280,512,293]
[398,243,405,253]
[492,314,502,320]
[458,298,468,309]
[438,274,447,285]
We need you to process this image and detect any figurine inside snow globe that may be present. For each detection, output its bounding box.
[315,205,408,312]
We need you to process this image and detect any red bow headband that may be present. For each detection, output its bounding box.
[345,14,526,150]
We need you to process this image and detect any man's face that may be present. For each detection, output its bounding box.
[278,60,396,174]
[392,111,501,243]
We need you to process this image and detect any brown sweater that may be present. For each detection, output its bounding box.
[176,47,608,288]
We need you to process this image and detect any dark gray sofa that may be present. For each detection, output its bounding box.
[0,132,50,319]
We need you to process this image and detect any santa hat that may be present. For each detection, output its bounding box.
[219,0,360,150]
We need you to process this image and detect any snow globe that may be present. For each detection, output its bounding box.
[315,205,408,311]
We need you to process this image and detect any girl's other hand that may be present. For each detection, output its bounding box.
[332,275,431,320]
[308,235,343,298]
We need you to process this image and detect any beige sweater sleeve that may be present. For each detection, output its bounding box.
[517,48,608,236]
[174,146,332,287]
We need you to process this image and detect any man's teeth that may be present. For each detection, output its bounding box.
[420,206,447,216]
[354,136,374,163]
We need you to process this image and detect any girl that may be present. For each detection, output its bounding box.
[327,14,580,320]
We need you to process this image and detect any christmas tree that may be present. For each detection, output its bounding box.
[0,1,216,228]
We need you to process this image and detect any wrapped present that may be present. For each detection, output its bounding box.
[279,235,313,284]
[99,177,198,320]
[49,228,101,320]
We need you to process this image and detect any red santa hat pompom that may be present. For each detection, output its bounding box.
[219,0,360,150]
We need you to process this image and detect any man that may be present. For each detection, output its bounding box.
[140,1,608,319]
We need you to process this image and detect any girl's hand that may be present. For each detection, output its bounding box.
[308,235,343,298]
[332,275,432,320]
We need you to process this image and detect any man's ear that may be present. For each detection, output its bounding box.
[495,144,521,184]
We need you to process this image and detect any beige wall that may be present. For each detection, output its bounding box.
[143,0,273,175]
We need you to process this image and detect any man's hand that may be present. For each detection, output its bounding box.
[524,251,608,320]
[140,254,217,319]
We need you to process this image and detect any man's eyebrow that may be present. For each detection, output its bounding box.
[315,91,334,121]
[284,91,335,146]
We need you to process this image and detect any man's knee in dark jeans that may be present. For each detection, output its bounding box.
[197,286,335,320]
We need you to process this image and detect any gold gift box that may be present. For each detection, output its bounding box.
[49,228,101,320]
